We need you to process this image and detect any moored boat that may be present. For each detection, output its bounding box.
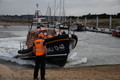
[70,22,86,31]
[112,26,120,37]
[3,25,10,28]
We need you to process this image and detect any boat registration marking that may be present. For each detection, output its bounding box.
[47,44,65,53]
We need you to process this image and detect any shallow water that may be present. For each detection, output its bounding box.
[0,25,120,68]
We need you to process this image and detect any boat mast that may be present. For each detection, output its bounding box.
[62,0,65,22]
[30,4,40,31]
[59,0,62,23]
[53,0,56,22]
[27,0,30,31]
[46,5,51,22]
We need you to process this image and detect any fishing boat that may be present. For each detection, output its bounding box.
[69,18,85,31]
[15,7,78,67]
[70,22,85,31]
[59,22,69,29]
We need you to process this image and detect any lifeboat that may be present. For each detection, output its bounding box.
[16,26,78,67]
[15,9,78,67]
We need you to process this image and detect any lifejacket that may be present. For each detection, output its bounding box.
[34,39,45,56]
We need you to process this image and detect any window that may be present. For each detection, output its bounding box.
[48,30,56,35]
[31,33,36,39]
[39,30,47,34]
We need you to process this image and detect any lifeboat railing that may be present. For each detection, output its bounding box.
[20,41,27,50]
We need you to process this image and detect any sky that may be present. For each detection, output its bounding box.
[0,0,120,16]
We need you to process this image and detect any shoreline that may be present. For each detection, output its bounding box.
[0,64,120,80]
[0,21,115,28]
[0,22,30,26]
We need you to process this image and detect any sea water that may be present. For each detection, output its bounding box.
[0,25,120,68]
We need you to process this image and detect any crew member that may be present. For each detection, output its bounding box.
[33,33,47,80]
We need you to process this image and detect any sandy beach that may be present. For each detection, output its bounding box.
[0,64,120,80]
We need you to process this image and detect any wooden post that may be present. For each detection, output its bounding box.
[85,17,87,27]
[96,16,98,30]
[109,15,112,31]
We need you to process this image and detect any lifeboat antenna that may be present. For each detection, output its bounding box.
[36,4,42,15]
[36,4,38,8]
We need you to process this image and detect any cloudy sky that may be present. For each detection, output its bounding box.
[0,0,120,16]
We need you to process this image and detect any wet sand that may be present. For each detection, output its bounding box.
[0,64,120,80]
